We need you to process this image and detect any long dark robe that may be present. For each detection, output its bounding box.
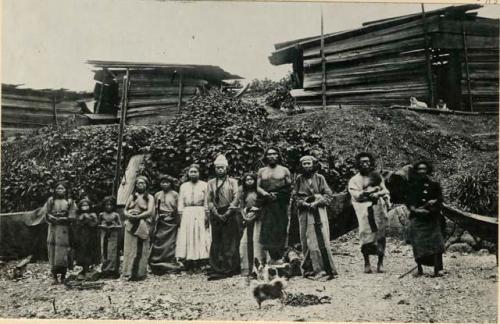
[207,177,240,275]
[259,178,292,260]
[406,178,445,268]
[149,190,180,274]
[74,213,100,267]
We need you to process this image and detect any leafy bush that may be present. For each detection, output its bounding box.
[1,122,153,212]
[449,162,498,216]
[247,73,296,95]
[142,90,333,194]
[2,90,349,213]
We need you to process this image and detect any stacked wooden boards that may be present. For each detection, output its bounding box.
[87,61,242,125]
[269,5,499,112]
[1,84,92,138]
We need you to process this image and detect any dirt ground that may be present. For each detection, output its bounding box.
[0,233,497,322]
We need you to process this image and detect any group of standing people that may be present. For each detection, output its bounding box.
[43,147,446,284]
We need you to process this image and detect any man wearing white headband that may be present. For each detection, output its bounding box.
[294,154,338,280]
[206,154,241,280]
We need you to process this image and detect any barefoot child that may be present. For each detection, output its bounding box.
[43,182,77,284]
[74,198,100,280]
[98,196,122,278]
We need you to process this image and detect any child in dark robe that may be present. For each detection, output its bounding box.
[74,198,100,280]
[43,182,77,284]
[98,196,122,278]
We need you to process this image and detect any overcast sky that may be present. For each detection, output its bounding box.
[2,0,499,91]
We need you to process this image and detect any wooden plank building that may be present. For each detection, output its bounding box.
[87,60,242,125]
[269,5,499,112]
[1,84,92,138]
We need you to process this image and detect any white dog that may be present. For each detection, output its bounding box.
[410,96,428,108]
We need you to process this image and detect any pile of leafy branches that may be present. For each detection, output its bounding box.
[1,122,153,212]
[449,161,498,216]
[265,86,304,115]
[247,73,296,96]
[142,90,332,193]
[2,90,348,213]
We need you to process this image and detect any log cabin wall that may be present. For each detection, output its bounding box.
[88,61,242,125]
[270,5,499,112]
[1,85,91,138]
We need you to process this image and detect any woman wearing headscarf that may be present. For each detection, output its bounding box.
[293,155,338,280]
[123,175,155,281]
[406,160,445,277]
[175,164,211,272]
[149,174,182,275]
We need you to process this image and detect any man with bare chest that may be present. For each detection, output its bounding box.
[257,148,292,264]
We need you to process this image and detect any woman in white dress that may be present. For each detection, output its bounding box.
[175,164,211,272]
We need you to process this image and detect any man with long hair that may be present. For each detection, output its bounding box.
[257,147,292,264]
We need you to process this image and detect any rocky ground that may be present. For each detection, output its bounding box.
[0,232,497,322]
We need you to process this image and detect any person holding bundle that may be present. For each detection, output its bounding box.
[123,176,155,281]
[348,152,390,274]
[43,182,77,285]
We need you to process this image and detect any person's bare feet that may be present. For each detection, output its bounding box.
[377,263,384,273]
[364,265,372,274]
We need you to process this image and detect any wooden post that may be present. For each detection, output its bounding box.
[113,69,130,197]
[177,72,184,113]
[95,68,106,114]
[462,23,474,112]
[320,9,327,111]
[421,4,435,107]
[51,92,58,125]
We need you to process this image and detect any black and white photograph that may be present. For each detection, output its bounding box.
[0,0,498,322]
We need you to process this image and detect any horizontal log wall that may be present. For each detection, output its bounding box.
[459,48,499,112]
[291,15,498,110]
[1,91,83,132]
[114,71,205,122]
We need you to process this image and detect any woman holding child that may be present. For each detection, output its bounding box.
[123,175,155,281]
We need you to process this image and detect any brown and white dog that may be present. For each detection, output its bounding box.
[252,258,288,308]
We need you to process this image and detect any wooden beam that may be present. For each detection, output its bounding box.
[320,9,326,111]
[421,4,435,107]
[462,23,474,112]
[95,68,106,114]
[113,69,130,197]
[177,73,184,113]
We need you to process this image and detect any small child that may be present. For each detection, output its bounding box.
[98,196,122,278]
[362,171,390,260]
[74,198,100,280]
[364,171,390,206]
[43,182,77,284]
